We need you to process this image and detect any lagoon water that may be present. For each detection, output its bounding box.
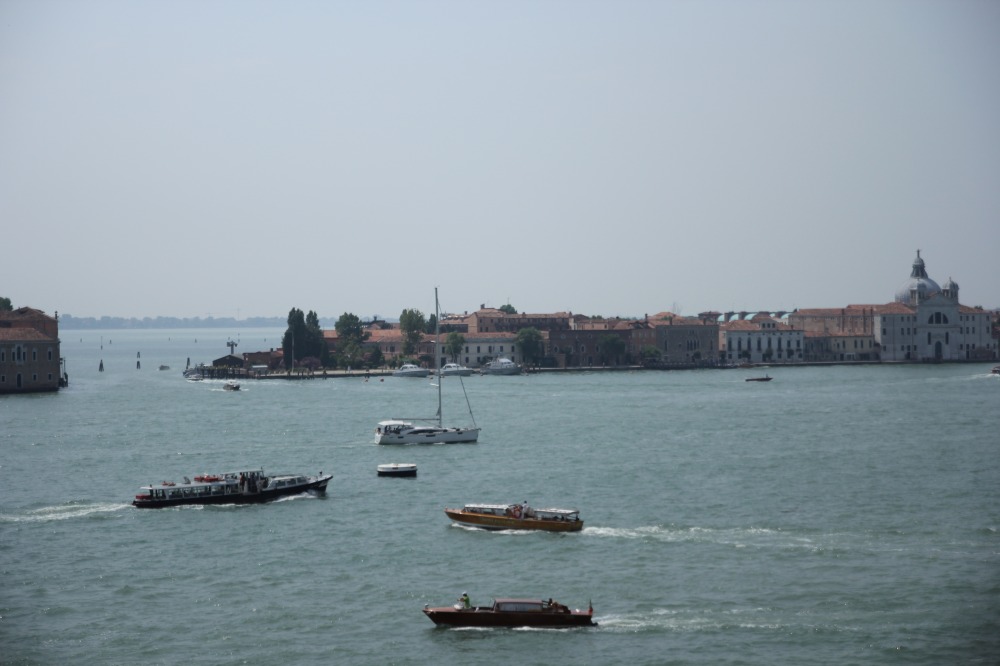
[2,329,999,665]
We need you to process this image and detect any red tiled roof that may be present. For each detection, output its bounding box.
[0,327,54,341]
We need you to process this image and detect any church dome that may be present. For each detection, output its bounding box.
[894,250,940,304]
[943,277,958,291]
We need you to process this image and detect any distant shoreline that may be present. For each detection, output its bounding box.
[59,316,308,330]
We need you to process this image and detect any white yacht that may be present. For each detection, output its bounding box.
[439,363,473,377]
[376,289,481,445]
[480,357,521,375]
[392,363,430,378]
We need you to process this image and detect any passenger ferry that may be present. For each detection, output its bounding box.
[132,468,331,508]
[444,503,583,532]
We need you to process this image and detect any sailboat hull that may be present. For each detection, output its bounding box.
[374,289,481,446]
[375,424,480,445]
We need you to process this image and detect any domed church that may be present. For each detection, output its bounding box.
[875,251,995,361]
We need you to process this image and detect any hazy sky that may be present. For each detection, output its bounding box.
[3,0,998,320]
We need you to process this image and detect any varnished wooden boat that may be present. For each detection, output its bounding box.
[444,503,583,532]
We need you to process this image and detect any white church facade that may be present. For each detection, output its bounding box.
[873,251,996,362]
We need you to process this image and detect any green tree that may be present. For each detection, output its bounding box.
[334,313,369,368]
[399,308,426,355]
[445,332,466,361]
[282,308,306,369]
[0,296,11,311]
[598,333,626,366]
[365,346,384,368]
[515,327,544,367]
[282,308,326,368]
[425,313,437,334]
[499,304,517,315]
[640,345,662,365]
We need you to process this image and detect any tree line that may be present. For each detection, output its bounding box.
[280,303,553,370]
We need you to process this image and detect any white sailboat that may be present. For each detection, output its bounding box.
[375,288,481,444]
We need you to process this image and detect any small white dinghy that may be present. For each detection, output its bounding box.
[377,463,417,478]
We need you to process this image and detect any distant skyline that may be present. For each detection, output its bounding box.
[3,1,998,319]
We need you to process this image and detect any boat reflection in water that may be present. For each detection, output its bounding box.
[423,596,596,628]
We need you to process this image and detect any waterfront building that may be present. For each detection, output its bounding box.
[720,313,805,364]
[872,251,996,362]
[0,307,65,394]
[789,307,877,362]
[649,312,720,366]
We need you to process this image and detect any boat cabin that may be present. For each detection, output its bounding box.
[492,599,570,613]
[460,503,580,522]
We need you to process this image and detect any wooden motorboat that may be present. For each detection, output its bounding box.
[377,463,417,477]
[423,597,595,627]
[444,503,583,532]
[132,469,331,508]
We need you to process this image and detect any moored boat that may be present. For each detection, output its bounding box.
[377,463,417,477]
[480,357,521,375]
[376,420,480,444]
[393,363,430,377]
[132,468,332,508]
[439,362,473,377]
[375,289,481,445]
[423,597,595,627]
[444,503,583,532]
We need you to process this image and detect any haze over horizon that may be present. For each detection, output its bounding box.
[3,1,998,320]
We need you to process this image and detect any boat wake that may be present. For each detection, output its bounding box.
[595,606,813,633]
[583,525,821,551]
[450,523,539,536]
[1,501,130,523]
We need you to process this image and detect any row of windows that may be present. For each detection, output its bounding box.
[0,347,55,362]
[733,338,802,351]
[0,373,50,382]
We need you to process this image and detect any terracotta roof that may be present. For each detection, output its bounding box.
[721,320,761,331]
[0,307,53,322]
[869,302,915,315]
[0,327,54,341]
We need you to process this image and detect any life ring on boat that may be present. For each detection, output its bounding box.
[510,505,522,519]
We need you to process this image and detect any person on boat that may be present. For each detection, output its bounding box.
[459,592,470,609]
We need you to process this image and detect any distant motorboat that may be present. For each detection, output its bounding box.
[423,596,595,628]
[223,381,241,391]
[159,365,170,371]
[377,463,417,477]
[745,375,772,382]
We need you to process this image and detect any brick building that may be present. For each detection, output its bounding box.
[0,307,66,393]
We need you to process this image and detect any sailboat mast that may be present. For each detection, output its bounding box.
[435,287,442,428]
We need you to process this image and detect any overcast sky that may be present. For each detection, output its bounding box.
[2,0,998,320]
